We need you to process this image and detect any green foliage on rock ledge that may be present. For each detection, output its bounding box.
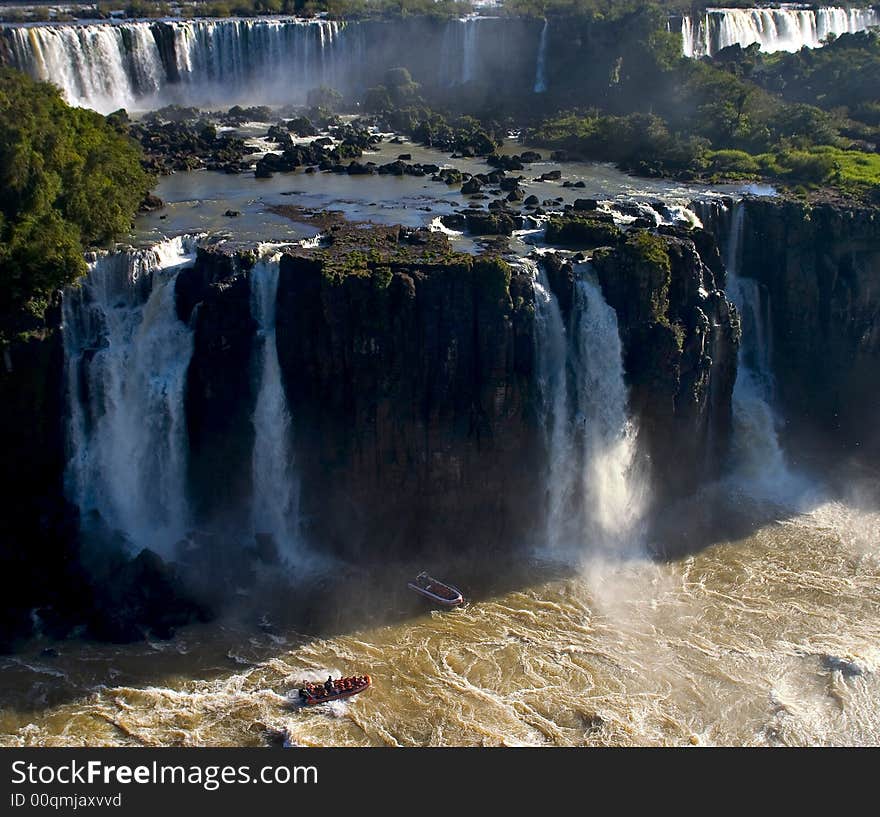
[473,256,512,303]
[0,69,152,342]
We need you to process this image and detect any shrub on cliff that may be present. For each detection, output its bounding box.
[545,213,622,248]
[0,69,152,342]
[473,256,512,303]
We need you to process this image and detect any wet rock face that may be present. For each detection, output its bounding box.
[738,199,880,456]
[273,228,540,559]
[180,249,257,526]
[591,230,740,491]
[83,548,210,643]
[0,314,79,650]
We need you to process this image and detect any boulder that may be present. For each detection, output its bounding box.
[461,177,483,195]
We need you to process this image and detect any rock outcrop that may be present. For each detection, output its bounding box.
[177,250,257,523]
[272,226,539,558]
[734,198,880,458]
[591,229,740,490]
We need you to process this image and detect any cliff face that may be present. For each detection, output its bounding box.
[591,229,740,491]
[0,222,746,646]
[273,227,540,558]
[177,250,257,524]
[738,199,880,457]
[0,304,79,650]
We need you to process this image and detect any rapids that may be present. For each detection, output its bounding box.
[1,476,878,746]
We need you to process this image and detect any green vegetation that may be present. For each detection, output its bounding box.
[10,0,837,24]
[544,213,622,248]
[524,14,880,200]
[622,231,671,279]
[531,111,708,177]
[473,256,512,303]
[0,70,152,343]
[362,69,502,156]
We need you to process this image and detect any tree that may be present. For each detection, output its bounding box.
[0,69,153,342]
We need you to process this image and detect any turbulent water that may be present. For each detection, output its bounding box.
[1,478,878,746]
[681,6,880,57]
[63,236,199,554]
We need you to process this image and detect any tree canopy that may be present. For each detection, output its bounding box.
[0,69,152,342]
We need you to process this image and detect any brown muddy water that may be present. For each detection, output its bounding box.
[2,479,878,747]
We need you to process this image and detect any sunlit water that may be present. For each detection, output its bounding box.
[132,132,755,249]
[1,474,878,747]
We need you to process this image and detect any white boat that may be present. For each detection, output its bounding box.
[407,571,464,606]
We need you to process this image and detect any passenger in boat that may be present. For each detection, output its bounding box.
[325,677,334,694]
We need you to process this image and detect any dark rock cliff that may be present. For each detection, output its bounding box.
[177,249,257,524]
[592,229,740,491]
[272,226,540,558]
[736,199,880,458]
[0,221,753,647]
[0,303,79,650]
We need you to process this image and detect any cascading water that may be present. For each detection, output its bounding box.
[249,252,300,562]
[461,16,481,84]
[533,19,548,93]
[722,202,792,494]
[681,6,880,57]
[2,18,351,112]
[63,236,199,553]
[0,16,512,112]
[533,262,574,553]
[531,259,647,560]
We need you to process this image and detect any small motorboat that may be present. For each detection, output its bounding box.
[407,571,464,607]
[298,675,371,705]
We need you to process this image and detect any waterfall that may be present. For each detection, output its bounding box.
[0,16,518,112]
[681,14,695,59]
[2,18,352,112]
[63,236,199,553]
[681,6,880,57]
[532,260,647,559]
[461,16,480,84]
[722,203,791,493]
[249,253,299,562]
[533,262,574,553]
[533,19,548,93]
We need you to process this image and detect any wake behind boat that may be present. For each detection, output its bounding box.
[408,571,464,607]
[298,675,371,705]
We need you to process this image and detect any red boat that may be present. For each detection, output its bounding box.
[298,675,371,705]
[407,571,464,606]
